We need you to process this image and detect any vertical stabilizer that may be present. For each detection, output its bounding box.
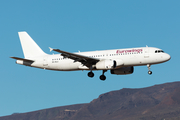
[18,32,47,58]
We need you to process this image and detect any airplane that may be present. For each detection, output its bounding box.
[11,31,171,81]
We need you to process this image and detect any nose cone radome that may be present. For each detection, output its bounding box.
[164,53,171,62]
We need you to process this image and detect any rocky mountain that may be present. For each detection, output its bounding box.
[1,81,180,120]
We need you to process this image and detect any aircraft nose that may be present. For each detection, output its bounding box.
[164,53,171,61]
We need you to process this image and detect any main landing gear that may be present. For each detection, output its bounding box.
[147,64,152,75]
[100,70,107,81]
[87,70,107,81]
[88,66,94,78]
[88,71,94,78]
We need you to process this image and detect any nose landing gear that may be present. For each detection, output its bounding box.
[148,71,152,75]
[147,64,152,75]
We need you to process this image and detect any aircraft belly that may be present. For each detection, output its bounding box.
[46,59,81,71]
[58,61,81,71]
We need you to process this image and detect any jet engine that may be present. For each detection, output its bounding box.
[110,66,134,75]
[96,59,123,70]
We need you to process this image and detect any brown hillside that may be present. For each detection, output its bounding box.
[1,81,180,120]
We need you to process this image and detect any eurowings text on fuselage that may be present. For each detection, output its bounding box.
[11,32,171,80]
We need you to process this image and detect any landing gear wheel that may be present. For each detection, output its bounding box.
[148,71,152,75]
[99,70,107,81]
[88,72,94,78]
[147,64,152,75]
[100,75,106,81]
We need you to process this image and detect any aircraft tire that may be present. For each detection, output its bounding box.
[148,71,152,75]
[100,75,106,81]
[88,72,94,78]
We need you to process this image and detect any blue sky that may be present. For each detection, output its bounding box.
[1,0,180,116]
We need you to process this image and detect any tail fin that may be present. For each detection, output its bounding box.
[18,31,47,58]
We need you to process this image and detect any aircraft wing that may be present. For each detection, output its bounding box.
[51,48,99,67]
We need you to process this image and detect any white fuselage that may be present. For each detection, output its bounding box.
[29,47,170,71]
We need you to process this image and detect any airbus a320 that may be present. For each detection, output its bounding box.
[11,32,171,81]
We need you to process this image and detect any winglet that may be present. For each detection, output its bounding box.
[49,47,53,52]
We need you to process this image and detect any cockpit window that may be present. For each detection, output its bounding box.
[155,50,164,53]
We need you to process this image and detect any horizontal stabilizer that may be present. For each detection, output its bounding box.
[10,57,34,62]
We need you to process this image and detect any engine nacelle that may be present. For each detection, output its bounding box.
[113,59,124,68]
[96,59,124,70]
[96,59,115,70]
[111,66,134,75]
